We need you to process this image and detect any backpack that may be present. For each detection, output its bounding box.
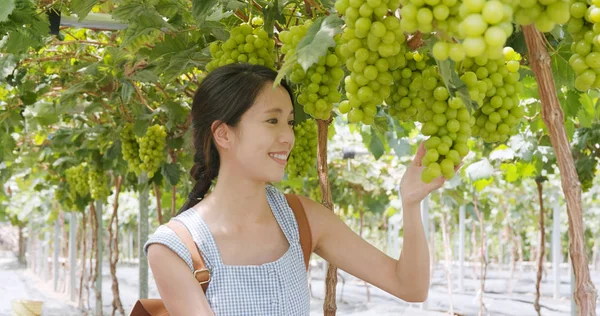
[129,194,312,316]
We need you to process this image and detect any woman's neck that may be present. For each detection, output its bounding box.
[196,174,271,225]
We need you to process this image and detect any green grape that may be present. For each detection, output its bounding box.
[335,0,406,124]
[280,21,345,120]
[286,119,318,178]
[138,125,167,178]
[567,0,600,90]
[88,168,110,201]
[66,164,89,198]
[120,124,143,176]
[463,50,525,143]
[205,22,276,71]
[514,0,570,32]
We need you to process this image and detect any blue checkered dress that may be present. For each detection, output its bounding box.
[144,185,311,315]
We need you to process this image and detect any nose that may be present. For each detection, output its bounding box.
[280,124,295,147]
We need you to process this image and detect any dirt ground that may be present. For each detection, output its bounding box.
[2,249,599,316]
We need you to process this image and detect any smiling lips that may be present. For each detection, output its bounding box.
[269,152,288,166]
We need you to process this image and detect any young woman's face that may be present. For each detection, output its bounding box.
[229,83,295,182]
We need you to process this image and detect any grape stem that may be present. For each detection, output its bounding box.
[407,32,423,50]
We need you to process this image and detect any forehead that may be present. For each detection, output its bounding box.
[248,83,294,114]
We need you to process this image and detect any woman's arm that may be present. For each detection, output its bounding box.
[147,244,215,316]
[301,143,456,302]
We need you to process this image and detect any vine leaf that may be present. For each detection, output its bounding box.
[296,15,343,71]
[71,0,99,21]
[436,58,478,113]
[161,163,180,186]
[0,0,15,22]
[192,0,219,26]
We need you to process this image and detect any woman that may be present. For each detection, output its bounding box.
[145,63,450,315]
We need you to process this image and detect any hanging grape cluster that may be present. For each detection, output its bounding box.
[138,125,167,178]
[387,51,427,121]
[514,0,571,32]
[205,20,276,71]
[460,48,526,143]
[280,21,345,120]
[386,51,472,183]
[120,123,143,175]
[66,164,89,198]
[335,0,406,125]
[88,168,110,201]
[286,119,318,178]
[568,0,600,90]
[120,123,166,177]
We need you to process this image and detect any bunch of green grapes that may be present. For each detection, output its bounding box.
[399,0,461,35]
[66,164,89,198]
[205,20,276,71]
[88,168,110,201]
[286,119,318,178]
[420,97,472,183]
[386,51,428,121]
[453,0,515,60]
[280,21,345,120]
[334,0,405,124]
[567,0,600,90]
[409,61,472,183]
[138,125,167,178]
[120,124,143,175]
[514,0,571,32]
[462,48,526,143]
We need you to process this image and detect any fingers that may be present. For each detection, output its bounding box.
[454,162,464,172]
[412,142,427,167]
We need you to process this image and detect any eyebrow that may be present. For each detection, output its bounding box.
[265,108,294,115]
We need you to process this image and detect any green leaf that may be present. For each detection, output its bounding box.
[0,0,15,22]
[162,163,181,186]
[121,81,134,102]
[501,163,519,182]
[131,69,160,82]
[520,76,539,100]
[296,15,343,71]
[192,0,219,26]
[368,127,385,160]
[436,58,478,113]
[0,54,17,80]
[71,0,99,21]
[473,177,494,192]
[563,90,581,119]
[578,108,594,128]
[133,119,150,137]
[388,136,411,159]
[551,44,575,89]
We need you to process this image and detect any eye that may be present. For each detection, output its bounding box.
[288,120,295,126]
[267,118,278,124]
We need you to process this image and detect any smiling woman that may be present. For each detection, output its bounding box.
[143,62,443,316]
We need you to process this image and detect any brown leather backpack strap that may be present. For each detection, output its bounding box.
[285,194,312,270]
[166,220,210,293]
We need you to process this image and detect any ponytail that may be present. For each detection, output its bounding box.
[177,139,220,214]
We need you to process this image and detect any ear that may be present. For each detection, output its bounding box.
[211,121,233,149]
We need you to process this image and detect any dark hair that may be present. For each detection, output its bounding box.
[178,63,295,214]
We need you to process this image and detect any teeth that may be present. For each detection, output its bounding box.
[270,153,287,160]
